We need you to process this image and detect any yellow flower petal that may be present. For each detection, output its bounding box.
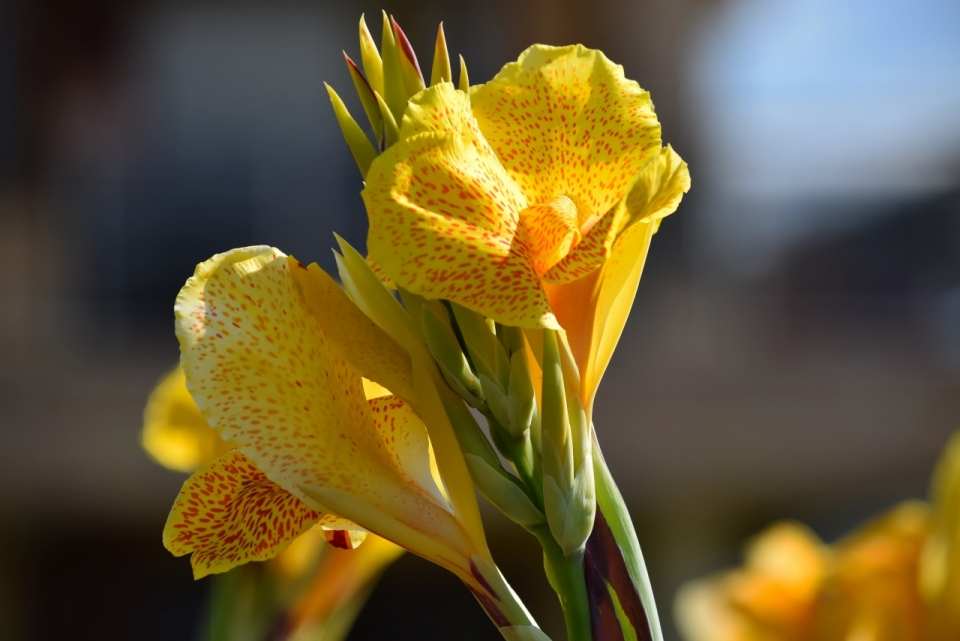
[546,146,689,410]
[364,83,558,329]
[367,394,447,505]
[472,44,661,221]
[142,366,231,473]
[175,246,476,575]
[163,450,334,579]
[291,259,416,402]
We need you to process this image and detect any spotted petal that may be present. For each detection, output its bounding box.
[364,83,558,329]
[175,247,475,572]
[163,449,336,579]
[472,45,661,222]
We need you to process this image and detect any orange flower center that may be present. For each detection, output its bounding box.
[519,195,583,275]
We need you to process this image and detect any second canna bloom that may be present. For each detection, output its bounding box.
[675,429,960,641]
[362,44,690,409]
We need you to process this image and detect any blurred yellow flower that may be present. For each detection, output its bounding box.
[142,367,231,473]
[676,430,960,641]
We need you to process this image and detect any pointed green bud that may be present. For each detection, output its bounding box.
[380,11,408,124]
[450,303,498,381]
[529,408,542,456]
[390,16,425,98]
[431,23,452,86]
[507,349,537,440]
[438,390,500,470]
[494,333,512,389]
[541,330,570,481]
[324,83,377,178]
[543,440,595,556]
[344,52,382,138]
[479,373,510,428]
[560,454,595,555]
[464,455,544,528]
[373,90,400,148]
[421,305,484,405]
[358,15,384,96]
[437,360,484,409]
[458,54,470,92]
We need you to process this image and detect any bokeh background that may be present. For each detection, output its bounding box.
[1,0,959,638]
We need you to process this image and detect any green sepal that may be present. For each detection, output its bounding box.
[450,303,498,382]
[344,52,382,139]
[373,90,400,148]
[464,454,545,528]
[332,235,419,349]
[421,305,484,404]
[324,83,377,178]
[507,349,537,440]
[458,54,470,92]
[358,14,384,96]
[431,23,453,86]
[479,373,510,428]
[380,12,408,125]
[390,16,425,98]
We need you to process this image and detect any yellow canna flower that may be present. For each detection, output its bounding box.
[675,499,938,641]
[163,246,542,635]
[362,45,690,411]
[813,501,929,641]
[674,522,826,641]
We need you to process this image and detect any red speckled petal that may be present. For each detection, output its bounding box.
[364,83,559,329]
[367,395,446,505]
[472,45,662,222]
[163,449,340,578]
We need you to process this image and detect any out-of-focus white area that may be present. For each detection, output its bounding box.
[689,0,960,275]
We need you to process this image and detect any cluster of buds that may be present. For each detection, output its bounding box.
[421,303,597,558]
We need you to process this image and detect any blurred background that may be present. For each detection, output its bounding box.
[1,0,959,638]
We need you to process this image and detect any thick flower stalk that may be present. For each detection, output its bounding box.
[674,429,960,641]
[144,367,404,641]
[160,247,546,640]
[328,14,689,641]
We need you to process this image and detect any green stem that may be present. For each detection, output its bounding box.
[533,526,593,641]
[592,432,663,641]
